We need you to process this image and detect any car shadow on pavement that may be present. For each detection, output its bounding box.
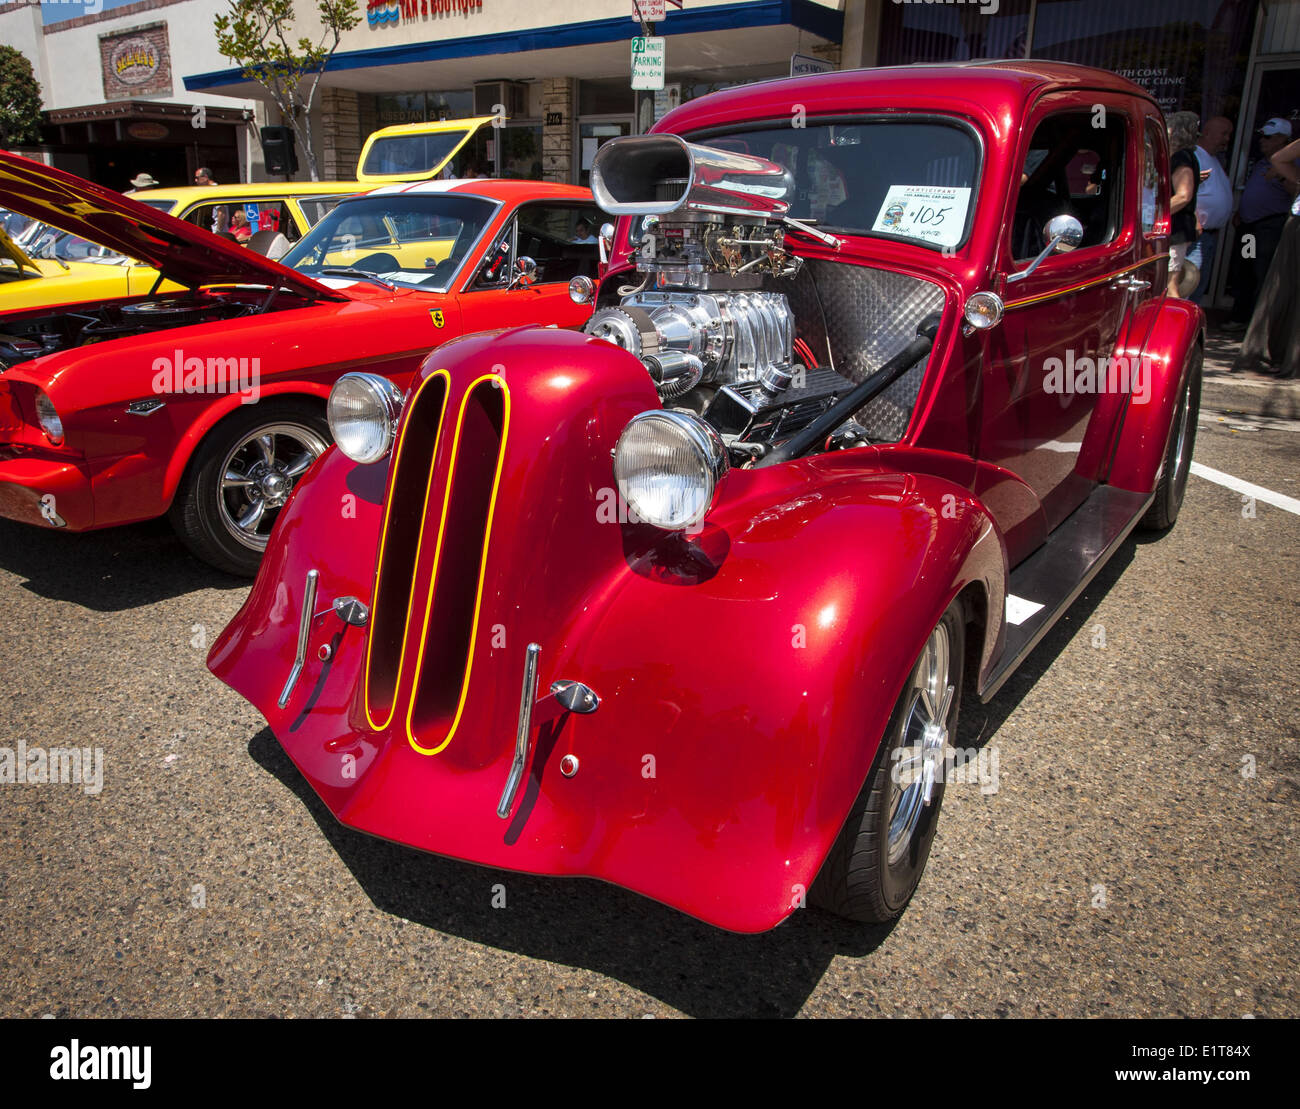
[247,727,900,1018]
[246,537,1139,1018]
[0,517,246,610]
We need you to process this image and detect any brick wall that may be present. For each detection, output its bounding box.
[542,77,575,184]
[320,88,363,181]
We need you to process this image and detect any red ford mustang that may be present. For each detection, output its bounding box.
[210,63,1202,931]
[0,154,601,573]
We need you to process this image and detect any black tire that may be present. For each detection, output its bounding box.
[169,399,330,576]
[1140,345,1202,531]
[810,601,966,924]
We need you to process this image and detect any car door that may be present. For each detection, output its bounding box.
[455,200,602,336]
[982,94,1143,547]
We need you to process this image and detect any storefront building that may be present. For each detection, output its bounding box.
[183,0,846,183]
[0,0,261,190]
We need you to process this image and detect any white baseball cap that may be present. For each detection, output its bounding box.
[1258,117,1293,138]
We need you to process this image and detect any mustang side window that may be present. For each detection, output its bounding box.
[1012,110,1127,261]
[512,202,603,283]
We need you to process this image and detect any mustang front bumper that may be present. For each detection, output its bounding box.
[0,452,94,529]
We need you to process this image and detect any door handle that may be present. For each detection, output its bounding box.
[1112,275,1150,291]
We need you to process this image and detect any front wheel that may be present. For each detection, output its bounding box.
[1140,345,1202,531]
[169,400,330,576]
[810,601,966,924]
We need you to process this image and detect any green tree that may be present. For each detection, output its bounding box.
[0,45,43,148]
[214,0,360,181]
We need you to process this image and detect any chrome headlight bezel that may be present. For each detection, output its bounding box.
[613,409,729,532]
[327,372,404,464]
[33,389,64,445]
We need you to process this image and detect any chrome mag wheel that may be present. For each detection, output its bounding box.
[218,423,328,550]
[887,621,956,867]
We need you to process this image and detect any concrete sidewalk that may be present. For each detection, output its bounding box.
[1201,324,1300,418]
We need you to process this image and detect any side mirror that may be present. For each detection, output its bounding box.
[508,255,537,289]
[1005,214,1084,284]
[598,221,615,267]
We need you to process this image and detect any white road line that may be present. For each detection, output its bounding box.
[1189,462,1300,516]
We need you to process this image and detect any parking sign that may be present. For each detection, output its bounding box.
[631,36,666,91]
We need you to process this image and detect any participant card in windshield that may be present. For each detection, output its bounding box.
[873,185,971,248]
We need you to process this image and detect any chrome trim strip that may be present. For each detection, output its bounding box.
[278,569,318,709]
[497,642,541,819]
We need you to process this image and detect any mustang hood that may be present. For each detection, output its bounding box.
[0,151,341,299]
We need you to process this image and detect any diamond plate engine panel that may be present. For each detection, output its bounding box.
[775,259,947,443]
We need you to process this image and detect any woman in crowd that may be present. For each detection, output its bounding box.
[229,209,253,244]
[1233,135,1300,378]
[1166,112,1201,297]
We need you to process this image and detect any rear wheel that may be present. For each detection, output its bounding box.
[1140,345,1201,531]
[811,601,966,924]
[169,400,329,576]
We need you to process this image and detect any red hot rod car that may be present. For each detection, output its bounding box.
[0,153,601,573]
[210,63,1202,932]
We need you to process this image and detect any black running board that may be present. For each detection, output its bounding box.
[980,486,1153,702]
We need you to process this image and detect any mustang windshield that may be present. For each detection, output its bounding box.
[283,193,496,291]
[688,117,981,250]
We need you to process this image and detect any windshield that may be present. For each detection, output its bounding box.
[282,192,497,291]
[686,117,981,251]
[134,197,176,213]
[362,130,472,178]
[29,227,126,264]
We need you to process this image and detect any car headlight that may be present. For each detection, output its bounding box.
[613,410,728,531]
[34,389,63,445]
[327,373,404,464]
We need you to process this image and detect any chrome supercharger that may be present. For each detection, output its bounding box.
[585,135,801,403]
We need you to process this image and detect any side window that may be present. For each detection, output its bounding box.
[1142,121,1168,236]
[183,200,295,243]
[1012,110,1127,262]
[513,202,603,283]
[297,197,347,230]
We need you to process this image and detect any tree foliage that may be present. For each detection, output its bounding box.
[214,0,360,181]
[0,45,43,148]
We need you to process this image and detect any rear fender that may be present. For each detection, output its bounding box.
[1105,297,1203,494]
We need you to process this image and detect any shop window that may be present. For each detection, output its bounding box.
[879,0,1032,63]
[1011,111,1127,261]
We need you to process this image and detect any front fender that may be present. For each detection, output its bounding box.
[210,328,1009,933]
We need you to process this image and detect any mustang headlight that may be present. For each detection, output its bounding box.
[327,373,404,464]
[613,410,728,531]
[34,389,64,445]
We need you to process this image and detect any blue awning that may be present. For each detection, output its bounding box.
[184,0,842,91]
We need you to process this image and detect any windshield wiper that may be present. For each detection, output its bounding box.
[318,267,396,290]
[782,217,842,250]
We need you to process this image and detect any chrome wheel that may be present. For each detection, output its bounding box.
[1170,369,1195,501]
[218,422,327,551]
[887,622,955,867]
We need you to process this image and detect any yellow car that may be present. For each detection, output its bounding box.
[0,182,360,311]
[1,115,507,312]
[356,116,501,184]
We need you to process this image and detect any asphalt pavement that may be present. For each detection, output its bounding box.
[0,399,1296,1018]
